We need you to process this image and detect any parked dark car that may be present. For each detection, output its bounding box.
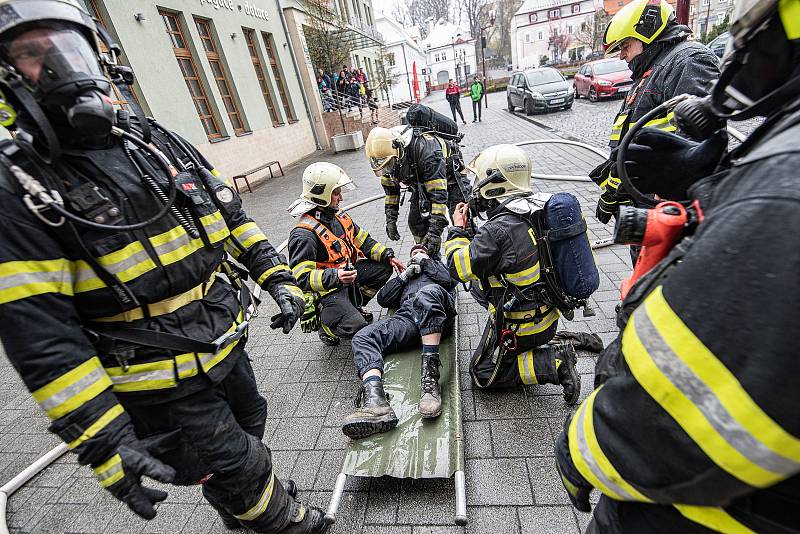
[506,68,574,114]
[573,58,633,101]
[707,31,729,58]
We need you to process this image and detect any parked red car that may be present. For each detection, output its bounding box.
[573,58,633,102]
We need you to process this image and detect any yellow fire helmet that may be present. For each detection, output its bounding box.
[603,0,675,55]
[287,161,355,217]
[365,126,405,177]
[466,144,532,200]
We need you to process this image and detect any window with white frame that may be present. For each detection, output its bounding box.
[529,13,538,23]
[568,24,573,34]
[549,8,560,18]
[538,31,543,40]
[525,33,531,42]
[701,0,709,5]
[442,52,447,60]
[434,53,440,62]
[572,4,580,14]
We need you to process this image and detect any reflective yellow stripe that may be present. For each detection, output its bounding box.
[94,454,124,488]
[32,357,112,420]
[675,505,756,533]
[431,203,447,216]
[256,264,291,286]
[384,195,400,205]
[355,227,369,247]
[451,248,476,282]
[644,111,676,132]
[569,387,653,502]
[231,222,267,250]
[0,259,74,304]
[517,351,537,385]
[780,0,800,39]
[506,263,540,286]
[93,274,216,322]
[624,287,800,488]
[201,211,230,244]
[292,261,315,279]
[514,308,559,336]
[285,284,304,299]
[369,243,386,261]
[381,176,397,187]
[68,404,125,450]
[73,240,157,294]
[235,473,275,521]
[310,270,326,293]
[426,179,447,191]
[444,237,470,256]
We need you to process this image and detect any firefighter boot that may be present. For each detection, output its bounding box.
[318,324,339,346]
[418,353,442,418]
[219,479,299,530]
[281,499,329,534]
[357,306,374,323]
[555,343,581,405]
[342,378,399,439]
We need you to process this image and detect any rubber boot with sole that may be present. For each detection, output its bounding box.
[218,479,299,530]
[341,379,399,439]
[556,343,581,405]
[418,353,442,418]
[357,306,374,323]
[281,499,329,533]
[318,329,339,347]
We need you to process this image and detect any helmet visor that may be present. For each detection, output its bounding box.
[371,156,397,177]
[2,26,103,86]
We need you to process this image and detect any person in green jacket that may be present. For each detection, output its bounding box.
[470,76,484,122]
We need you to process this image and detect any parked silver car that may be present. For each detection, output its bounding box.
[506,67,574,115]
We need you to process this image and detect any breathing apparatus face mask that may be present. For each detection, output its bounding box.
[467,169,504,218]
[2,24,114,137]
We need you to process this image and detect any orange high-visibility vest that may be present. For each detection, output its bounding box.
[296,210,365,268]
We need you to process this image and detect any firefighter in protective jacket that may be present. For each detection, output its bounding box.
[288,162,404,346]
[365,125,469,256]
[556,0,800,531]
[592,0,720,227]
[0,1,325,532]
[444,144,580,402]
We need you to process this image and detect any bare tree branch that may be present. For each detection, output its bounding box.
[405,0,451,37]
[574,8,607,51]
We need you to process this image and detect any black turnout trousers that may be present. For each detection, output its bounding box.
[319,259,392,338]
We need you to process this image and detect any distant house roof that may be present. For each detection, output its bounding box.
[515,0,601,15]
[375,14,424,53]
[419,18,473,50]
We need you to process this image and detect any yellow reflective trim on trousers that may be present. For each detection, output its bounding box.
[675,505,756,533]
[431,203,447,216]
[624,287,800,487]
[68,404,125,450]
[94,454,124,488]
[780,0,800,39]
[0,259,75,304]
[569,387,654,502]
[506,262,541,286]
[451,248,477,282]
[517,351,537,385]
[235,473,275,521]
[355,228,369,247]
[369,243,386,261]
[444,237,470,256]
[426,179,447,191]
[231,222,267,250]
[310,270,326,293]
[292,261,315,279]
[384,195,400,205]
[256,264,291,286]
[32,357,112,420]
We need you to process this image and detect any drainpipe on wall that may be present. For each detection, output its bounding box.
[275,0,323,151]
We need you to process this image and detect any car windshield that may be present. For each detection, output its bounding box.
[526,69,562,86]
[592,60,629,75]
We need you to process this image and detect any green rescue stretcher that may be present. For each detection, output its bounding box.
[323,306,467,526]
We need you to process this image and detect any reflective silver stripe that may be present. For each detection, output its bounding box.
[153,230,194,257]
[37,367,107,413]
[0,270,68,292]
[506,263,540,285]
[203,216,228,236]
[109,368,174,385]
[235,473,275,521]
[635,309,800,477]
[518,352,535,385]
[234,226,264,247]
[73,247,151,284]
[574,400,638,500]
[96,458,123,484]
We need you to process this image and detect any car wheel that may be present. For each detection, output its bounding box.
[589,87,598,103]
[507,97,515,112]
[525,98,535,115]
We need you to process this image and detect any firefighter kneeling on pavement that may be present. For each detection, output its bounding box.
[0,1,326,532]
[342,244,458,439]
[288,162,405,346]
[444,144,583,401]
[556,0,800,531]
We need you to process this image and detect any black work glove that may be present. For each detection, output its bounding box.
[94,427,179,520]
[268,284,305,334]
[422,233,442,257]
[386,220,401,241]
[300,294,320,333]
[595,190,618,224]
[553,331,604,353]
[625,128,728,200]
[588,152,616,189]
[555,416,593,513]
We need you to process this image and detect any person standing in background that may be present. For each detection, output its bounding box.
[470,76,484,122]
[445,79,466,125]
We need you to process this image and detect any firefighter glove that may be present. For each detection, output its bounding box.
[555,417,592,513]
[399,262,422,281]
[422,233,442,257]
[93,427,178,520]
[269,284,305,334]
[595,190,618,224]
[626,127,727,200]
[386,220,401,241]
[301,295,320,333]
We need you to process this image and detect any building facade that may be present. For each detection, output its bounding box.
[375,14,428,104]
[421,19,477,88]
[79,0,323,180]
[512,0,602,69]
[688,0,733,36]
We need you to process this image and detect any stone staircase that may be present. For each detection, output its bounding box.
[321,103,402,142]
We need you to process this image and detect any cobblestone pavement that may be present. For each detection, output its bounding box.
[2,90,630,534]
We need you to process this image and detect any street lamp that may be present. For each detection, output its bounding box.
[479,7,496,108]
[450,33,462,85]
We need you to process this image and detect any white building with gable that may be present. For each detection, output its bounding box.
[375,14,429,104]
[420,19,478,88]
[512,0,602,70]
